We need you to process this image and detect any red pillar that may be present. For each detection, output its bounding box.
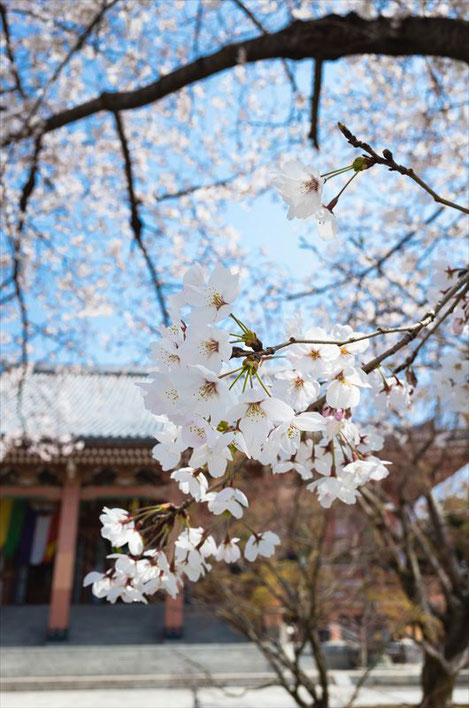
[263,598,283,639]
[47,464,80,640]
[164,593,184,638]
[329,621,343,641]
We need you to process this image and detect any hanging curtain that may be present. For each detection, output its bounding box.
[30,514,52,565]
[17,507,36,565]
[0,499,13,549]
[4,500,26,559]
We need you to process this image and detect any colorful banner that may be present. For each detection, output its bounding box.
[0,499,13,549]
[30,514,52,565]
[4,500,26,559]
[43,511,60,563]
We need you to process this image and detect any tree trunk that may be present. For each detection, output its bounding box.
[419,652,456,708]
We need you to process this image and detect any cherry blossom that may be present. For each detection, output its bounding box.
[273,159,324,220]
[244,531,281,562]
[342,458,391,485]
[189,430,234,478]
[182,264,240,325]
[274,370,320,412]
[326,367,371,409]
[180,325,232,372]
[229,390,294,457]
[290,328,340,377]
[151,417,187,470]
[307,476,358,509]
[207,487,249,519]
[99,507,143,555]
[175,527,217,582]
[170,466,209,501]
[181,365,233,423]
[314,206,338,241]
[215,537,241,563]
[270,412,326,457]
[87,251,469,602]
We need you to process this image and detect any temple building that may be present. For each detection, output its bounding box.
[0,366,187,642]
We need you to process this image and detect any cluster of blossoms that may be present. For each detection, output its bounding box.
[85,245,404,603]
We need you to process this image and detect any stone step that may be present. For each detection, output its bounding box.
[2,669,468,693]
[0,643,270,679]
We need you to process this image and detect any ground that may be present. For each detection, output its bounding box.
[2,687,469,708]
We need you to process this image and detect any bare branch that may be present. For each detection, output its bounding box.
[425,490,465,595]
[287,205,445,301]
[231,0,297,91]
[155,174,238,202]
[113,111,169,326]
[393,283,469,373]
[0,1,25,97]
[308,59,323,149]
[338,122,469,215]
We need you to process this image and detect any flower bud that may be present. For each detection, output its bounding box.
[353,156,369,172]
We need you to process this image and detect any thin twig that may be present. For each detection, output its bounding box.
[231,0,297,92]
[393,283,469,374]
[338,123,469,215]
[287,205,446,301]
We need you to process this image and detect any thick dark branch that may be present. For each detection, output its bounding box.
[113,112,169,326]
[4,13,468,144]
[308,59,322,149]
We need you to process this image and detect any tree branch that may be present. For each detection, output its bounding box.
[113,111,169,326]
[393,282,469,373]
[231,0,297,92]
[0,1,25,97]
[338,123,469,214]
[231,269,469,365]
[20,0,120,131]
[425,490,465,596]
[308,59,323,149]
[4,13,468,145]
[287,205,446,301]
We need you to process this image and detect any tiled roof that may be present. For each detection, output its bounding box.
[0,366,161,441]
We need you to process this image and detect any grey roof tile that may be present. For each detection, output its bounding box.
[0,367,162,440]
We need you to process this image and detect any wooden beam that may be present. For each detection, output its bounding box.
[0,486,61,500]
